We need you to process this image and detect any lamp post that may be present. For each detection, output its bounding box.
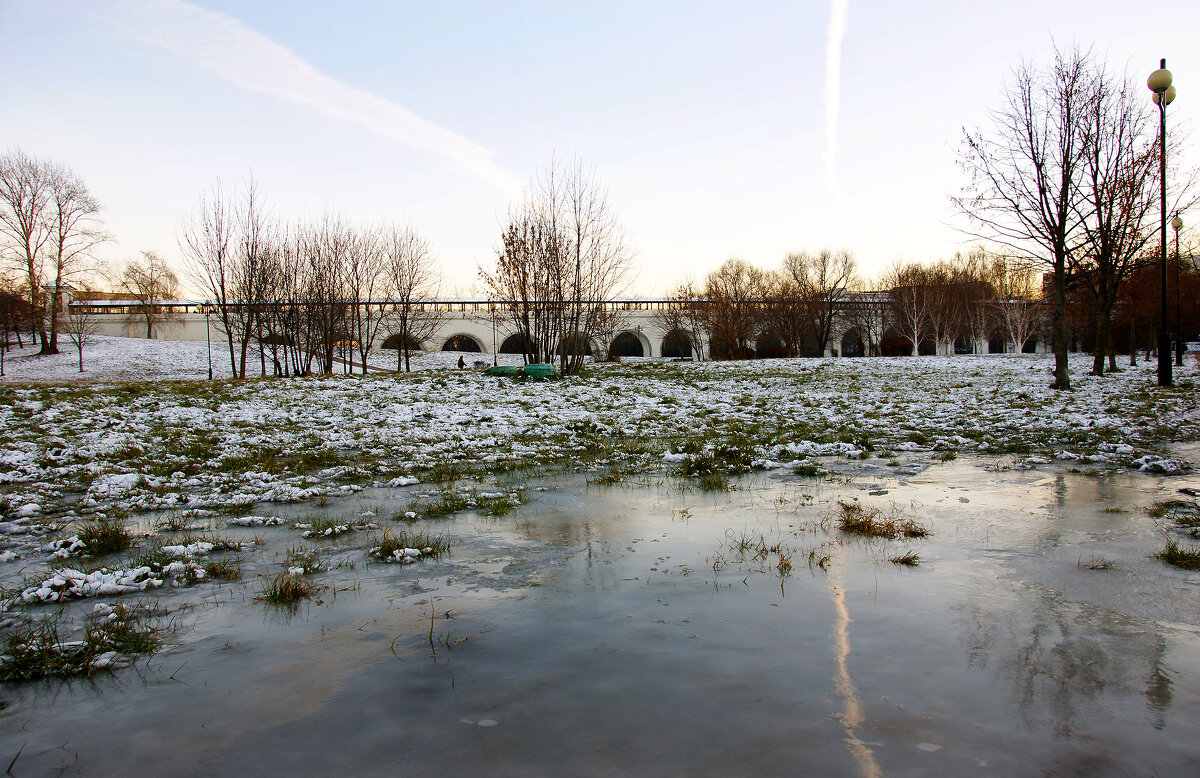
[490,303,498,367]
[204,301,213,380]
[1174,213,1185,365]
[1148,60,1177,386]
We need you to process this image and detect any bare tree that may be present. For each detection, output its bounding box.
[842,281,891,357]
[43,163,106,354]
[0,151,55,353]
[1,276,32,376]
[884,261,933,356]
[485,215,560,365]
[989,253,1043,353]
[956,46,1093,389]
[784,250,857,356]
[62,292,101,372]
[482,157,633,375]
[949,250,998,354]
[1071,66,1170,374]
[383,225,441,372]
[343,226,389,374]
[758,269,806,357]
[180,180,238,376]
[653,279,707,360]
[119,250,181,339]
[702,258,766,359]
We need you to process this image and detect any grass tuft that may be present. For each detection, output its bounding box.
[697,472,731,492]
[76,518,133,556]
[889,550,921,566]
[284,545,323,574]
[258,572,317,605]
[203,557,242,582]
[834,501,929,540]
[370,528,452,563]
[1154,538,1200,570]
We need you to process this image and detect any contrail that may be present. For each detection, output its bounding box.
[93,0,523,196]
[824,0,853,205]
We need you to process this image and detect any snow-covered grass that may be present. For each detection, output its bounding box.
[0,335,522,383]
[2,338,1198,531]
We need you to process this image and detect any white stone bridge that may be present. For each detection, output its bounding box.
[73,296,1041,359]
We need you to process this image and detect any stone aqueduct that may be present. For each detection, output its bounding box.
[76,296,1044,359]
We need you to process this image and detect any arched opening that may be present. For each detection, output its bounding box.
[841,328,864,358]
[500,333,535,355]
[755,331,786,358]
[661,329,694,359]
[954,337,972,355]
[382,333,422,351]
[918,338,937,356]
[557,332,593,357]
[610,331,644,357]
[1022,338,1037,354]
[988,331,1006,354]
[880,327,912,357]
[442,334,482,352]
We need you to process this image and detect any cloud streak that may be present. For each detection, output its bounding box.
[823,0,853,206]
[96,0,523,195]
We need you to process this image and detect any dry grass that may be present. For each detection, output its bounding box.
[0,604,162,682]
[1154,538,1200,570]
[258,572,318,605]
[889,550,921,566]
[834,501,929,539]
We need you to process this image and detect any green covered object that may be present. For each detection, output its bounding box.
[485,365,520,376]
[520,363,557,378]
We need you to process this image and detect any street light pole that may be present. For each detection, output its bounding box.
[1174,213,1185,365]
[1148,59,1177,387]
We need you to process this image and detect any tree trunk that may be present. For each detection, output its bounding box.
[1051,257,1071,389]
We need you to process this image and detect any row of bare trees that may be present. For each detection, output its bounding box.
[481,157,633,376]
[0,149,107,356]
[655,250,857,360]
[656,249,1045,360]
[180,180,441,378]
[883,251,1043,356]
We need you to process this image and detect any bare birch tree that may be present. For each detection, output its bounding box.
[988,253,1043,353]
[383,225,441,372]
[884,261,933,356]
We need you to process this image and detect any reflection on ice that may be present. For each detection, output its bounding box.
[2,459,1200,774]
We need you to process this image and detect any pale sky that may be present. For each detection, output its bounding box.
[2,0,1198,296]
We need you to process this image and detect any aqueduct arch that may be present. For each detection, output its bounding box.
[441,334,485,352]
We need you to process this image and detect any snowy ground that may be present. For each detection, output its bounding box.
[2,336,1198,527]
[0,336,522,383]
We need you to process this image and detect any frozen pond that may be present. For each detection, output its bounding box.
[3,458,1200,775]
